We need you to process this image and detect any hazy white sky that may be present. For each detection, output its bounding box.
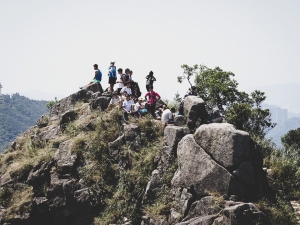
[1,0,300,101]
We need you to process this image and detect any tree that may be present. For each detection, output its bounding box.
[178,64,275,138]
[178,64,250,109]
[281,128,300,149]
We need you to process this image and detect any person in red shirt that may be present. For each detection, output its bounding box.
[145,85,161,118]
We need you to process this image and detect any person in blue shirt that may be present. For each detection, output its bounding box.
[80,64,102,89]
[108,61,117,92]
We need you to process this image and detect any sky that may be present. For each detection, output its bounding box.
[1,0,300,106]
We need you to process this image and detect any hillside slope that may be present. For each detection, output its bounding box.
[0,83,296,225]
[0,93,48,152]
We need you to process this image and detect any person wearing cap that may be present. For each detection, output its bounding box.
[80,64,102,89]
[145,85,161,118]
[108,62,117,92]
[188,86,197,96]
[120,82,132,96]
[133,97,148,117]
[108,91,121,110]
[145,71,156,92]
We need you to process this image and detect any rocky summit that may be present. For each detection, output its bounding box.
[0,83,272,225]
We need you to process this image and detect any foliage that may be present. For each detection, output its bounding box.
[178,64,275,138]
[178,64,249,109]
[46,97,59,110]
[256,197,298,225]
[281,127,300,149]
[226,90,276,138]
[0,93,48,152]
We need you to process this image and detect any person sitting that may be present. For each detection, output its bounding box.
[133,97,148,117]
[80,64,102,89]
[210,104,224,123]
[108,92,121,110]
[122,95,134,121]
[108,62,117,92]
[120,82,132,96]
[161,107,176,124]
[188,86,197,96]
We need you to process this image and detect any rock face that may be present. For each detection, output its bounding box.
[194,123,251,170]
[164,126,189,154]
[183,96,207,130]
[50,82,103,118]
[171,135,245,199]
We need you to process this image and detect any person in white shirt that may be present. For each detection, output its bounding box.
[120,82,132,96]
[133,97,148,117]
[108,92,121,110]
[161,107,175,124]
[122,95,134,121]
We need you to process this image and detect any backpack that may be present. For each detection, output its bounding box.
[131,82,141,98]
[122,73,130,83]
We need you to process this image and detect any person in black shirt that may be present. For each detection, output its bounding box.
[145,71,156,92]
[188,86,197,96]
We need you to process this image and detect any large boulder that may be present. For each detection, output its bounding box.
[176,215,218,225]
[194,123,251,170]
[183,96,207,130]
[174,115,186,126]
[91,96,111,110]
[36,115,49,128]
[108,134,126,162]
[60,110,77,129]
[171,135,245,199]
[164,126,189,154]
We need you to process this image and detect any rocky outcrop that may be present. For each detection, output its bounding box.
[171,134,245,199]
[183,96,207,130]
[50,82,103,118]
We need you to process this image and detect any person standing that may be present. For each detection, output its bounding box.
[145,71,156,91]
[145,85,160,118]
[80,64,102,89]
[116,68,126,94]
[108,62,117,92]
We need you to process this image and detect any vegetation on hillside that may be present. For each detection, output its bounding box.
[0,93,48,152]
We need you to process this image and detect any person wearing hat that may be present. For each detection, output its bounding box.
[80,64,102,89]
[145,71,156,92]
[108,62,117,92]
[188,86,197,96]
[145,85,160,118]
[133,97,148,117]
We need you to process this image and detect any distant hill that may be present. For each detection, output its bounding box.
[266,117,300,147]
[0,93,48,152]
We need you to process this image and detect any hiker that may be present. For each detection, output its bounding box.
[210,104,224,123]
[133,97,148,117]
[108,62,117,92]
[80,64,102,89]
[108,92,121,110]
[145,71,156,92]
[129,70,133,82]
[188,86,197,96]
[120,82,132,96]
[125,68,131,82]
[122,95,134,121]
[116,68,127,94]
[161,107,175,124]
[145,85,160,118]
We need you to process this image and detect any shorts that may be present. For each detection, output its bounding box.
[92,79,101,83]
[109,77,117,84]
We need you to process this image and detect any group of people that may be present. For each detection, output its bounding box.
[81,62,175,123]
[81,62,224,124]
